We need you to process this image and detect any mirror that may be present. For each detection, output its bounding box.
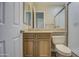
[23,2,65,30]
[54,9,65,28]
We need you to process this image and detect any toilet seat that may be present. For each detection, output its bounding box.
[56,44,71,56]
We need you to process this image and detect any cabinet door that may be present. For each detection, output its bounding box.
[23,39,34,56]
[38,40,51,56]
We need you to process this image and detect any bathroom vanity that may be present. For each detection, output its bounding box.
[23,29,65,57]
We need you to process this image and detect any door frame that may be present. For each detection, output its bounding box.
[65,2,71,46]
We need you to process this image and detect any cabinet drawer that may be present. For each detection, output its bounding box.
[23,33,35,39]
[37,33,50,39]
[24,39,34,41]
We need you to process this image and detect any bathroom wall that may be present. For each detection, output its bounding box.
[68,2,79,56]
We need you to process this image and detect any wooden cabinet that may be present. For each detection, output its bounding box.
[23,33,51,57]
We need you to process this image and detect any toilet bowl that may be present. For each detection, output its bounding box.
[52,36,71,56]
[56,44,71,56]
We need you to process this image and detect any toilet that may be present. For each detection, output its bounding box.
[52,36,72,57]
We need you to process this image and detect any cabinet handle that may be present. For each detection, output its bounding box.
[20,30,23,33]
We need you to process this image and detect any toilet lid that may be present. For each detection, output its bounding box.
[56,44,71,56]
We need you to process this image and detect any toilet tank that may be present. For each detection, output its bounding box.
[52,36,66,45]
